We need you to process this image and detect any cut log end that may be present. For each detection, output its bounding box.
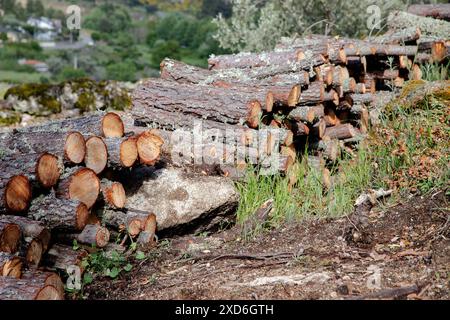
[288,85,301,107]
[1,254,23,278]
[137,131,162,165]
[76,203,90,230]
[5,175,31,212]
[120,137,138,167]
[36,153,61,188]
[0,223,21,253]
[25,239,43,268]
[102,112,125,138]
[103,182,126,209]
[36,285,62,300]
[67,168,100,209]
[64,132,86,164]
[247,100,262,128]
[85,136,108,174]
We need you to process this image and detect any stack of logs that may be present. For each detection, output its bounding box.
[131,16,448,181]
[0,112,160,300]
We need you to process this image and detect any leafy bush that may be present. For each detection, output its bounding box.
[106,61,137,82]
[214,0,442,52]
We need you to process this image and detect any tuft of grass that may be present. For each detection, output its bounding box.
[420,62,449,81]
[235,81,450,235]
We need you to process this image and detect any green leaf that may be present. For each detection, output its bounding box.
[129,242,137,251]
[135,251,146,260]
[109,267,120,278]
[83,273,93,285]
[124,264,133,272]
[72,240,79,250]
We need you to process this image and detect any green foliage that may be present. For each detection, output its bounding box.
[420,62,450,81]
[106,61,137,82]
[147,12,228,67]
[81,249,133,284]
[84,3,132,34]
[57,67,87,82]
[214,0,441,52]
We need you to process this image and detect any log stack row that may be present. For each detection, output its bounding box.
[0,112,159,299]
[128,8,448,180]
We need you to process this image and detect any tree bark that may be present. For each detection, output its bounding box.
[324,123,359,140]
[57,224,110,248]
[0,276,62,300]
[0,215,50,252]
[288,105,324,123]
[387,11,450,39]
[43,244,88,274]
[21,270,65,299]
[132,78,266,129]
[208,48,306,69]
[0,130,86,165]
[160,58,310,87]
[407,4,450,21]
[28,193,89,231]
[102,209,156,237]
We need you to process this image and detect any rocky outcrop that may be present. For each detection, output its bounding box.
[3,79,132,119]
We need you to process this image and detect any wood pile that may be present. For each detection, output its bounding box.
[0,7,448,299]
[135,9,448,179]
[0,112,159,300]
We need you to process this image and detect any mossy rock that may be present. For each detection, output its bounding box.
[74,91,96,112]
[0,109,21,126]
[5,83,61,115]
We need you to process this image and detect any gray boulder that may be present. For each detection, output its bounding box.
[125,167,239,234]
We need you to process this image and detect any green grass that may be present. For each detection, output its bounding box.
[420,62,449,81]
[235,80,450,234]
[0,71,46,84]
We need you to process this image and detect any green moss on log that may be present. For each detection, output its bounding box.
[0,110,21,126]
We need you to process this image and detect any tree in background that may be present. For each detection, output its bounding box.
[213,0,442,52]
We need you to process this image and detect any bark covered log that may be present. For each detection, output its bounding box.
[0,276,62,300]
[132,78,265,129]
[161,58,310,87]
[103,137,138,168]
[21,270,65,299]
[0,215,50,252]
[43,244,88,274]
[55,224,110,248]
[387,11,450,39]
[102,209,156,237]
[407,4,450,21]
[0,130,86,165]
[28,193,89,231]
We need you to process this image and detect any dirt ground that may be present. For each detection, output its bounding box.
[84,190,449,300]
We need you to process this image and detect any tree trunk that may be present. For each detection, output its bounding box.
[0,130,86,165]
[288,105,324,123]
[0,215,50,252]
[21,270,65,299]
[324,123,359,140]
[368,27,422,44]
[102,209,156,237]
[160,58,310,88]
[208,48,306,69]
[56,224,110,248]
[101,112,124,138]
[43,244,88,274]
[55,167,100,209]
[0,276,62,300]
[387,11,450,39]
[407,4,450,21]
[0,175,32,213]
[132,79,266,129]
[28,193,89,231]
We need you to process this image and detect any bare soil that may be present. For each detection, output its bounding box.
[84,190,449,300]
